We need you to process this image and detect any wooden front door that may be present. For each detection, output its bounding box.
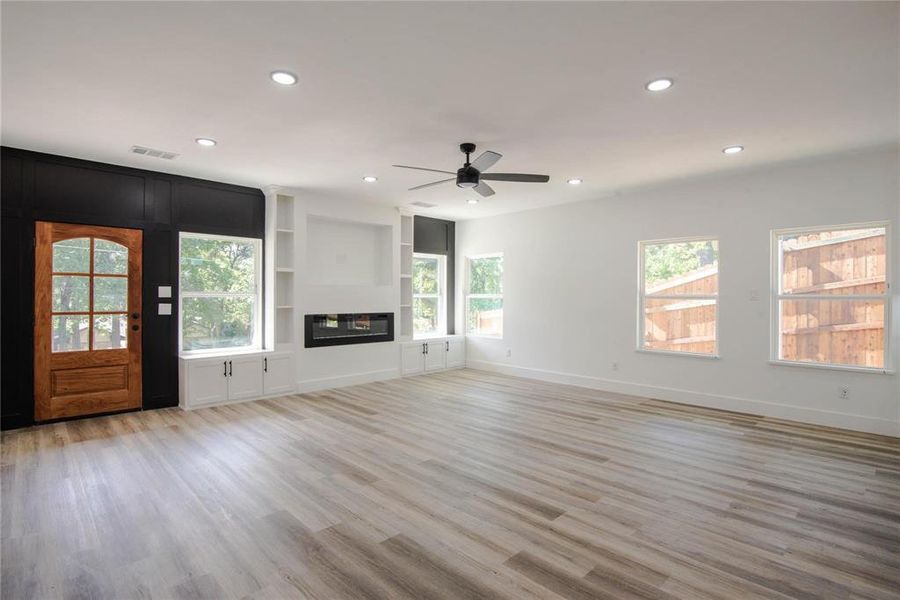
[34,222,142,421]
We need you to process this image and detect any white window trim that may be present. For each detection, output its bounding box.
[770,221,893,374]
[412,252,446,339]
[178,231,263,355]
[637,236,720,358]
[465,252,504,339]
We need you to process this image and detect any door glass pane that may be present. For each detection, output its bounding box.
[52,315,90,352]
[93,277,128,312]
[52,276,90,312]
[644,240,719,296]
[778,227,886,294]
[779,299,884,368]
[94,239,128,274]
[413,297,439,334]
[52,238,90,273]
[467,297,503,336]
[181,297,254,351]
[92,314,128,350]
[643,298,717,355]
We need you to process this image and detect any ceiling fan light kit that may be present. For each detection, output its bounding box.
[393,142,550,200]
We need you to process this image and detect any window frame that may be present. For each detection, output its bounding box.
[412,252,446,338]
[178,231,263,355]
[465,252,504,339]
[769,221,892,374]
[637,236,720,359]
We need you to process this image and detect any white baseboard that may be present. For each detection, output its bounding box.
[467,359,899,437]
[297,368,400,393]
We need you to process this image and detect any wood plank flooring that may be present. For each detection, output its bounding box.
[2,369,899,600]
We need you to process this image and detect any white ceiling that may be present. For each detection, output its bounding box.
[2,1,897,219]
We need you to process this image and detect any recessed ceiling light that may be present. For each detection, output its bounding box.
[723,145,744,155]
[270,71,298,86]
[645,78,673,92]
[195,138,217,147]
[567,178,583,185]
[363,176,378,182]
[467,198,479,205]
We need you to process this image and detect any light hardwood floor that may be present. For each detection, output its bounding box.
[2,369,899,600]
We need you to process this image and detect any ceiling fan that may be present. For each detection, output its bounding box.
[393,143,550,198]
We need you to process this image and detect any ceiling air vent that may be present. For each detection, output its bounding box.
[410,201,437,208]
[130,145,179,160]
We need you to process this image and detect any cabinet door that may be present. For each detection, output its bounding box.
[424,340,446,372]
[446,338,466,369]
[263,353,296,396]
[401,342,425,376]
[186,359,229,407]
[227,355,264,401]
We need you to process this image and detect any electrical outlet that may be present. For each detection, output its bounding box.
[839,386,849,399]
[612,361,618,371]
[506,348,512,358]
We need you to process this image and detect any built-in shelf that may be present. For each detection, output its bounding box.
[276,267,294,273]
[399,213,415,340]
[276,228,295,234]
[276,305,293,310]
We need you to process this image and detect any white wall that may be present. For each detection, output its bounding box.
[456,147,900,436]
[287,191,401,391]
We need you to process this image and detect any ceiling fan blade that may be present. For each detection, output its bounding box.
[474,181,495,197]
[471,151,502,172]
[393,165,456,175]
[409,178,454,191]
[480,173,550,183]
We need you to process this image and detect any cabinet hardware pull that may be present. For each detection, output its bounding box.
[229,361,233,376]
[264,357,268,372]
[446,341,449,351]
[224,361,227,376]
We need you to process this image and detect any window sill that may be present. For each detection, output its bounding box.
[179,347,265,360]
[465,334,503,340]
[413,332,449,340]
[636,348,720,360]
[768,360,895,375]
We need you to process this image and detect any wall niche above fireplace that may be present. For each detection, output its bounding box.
[304,313,394,348]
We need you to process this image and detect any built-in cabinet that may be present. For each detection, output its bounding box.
[401,336,465,376]
[179,351,295,409]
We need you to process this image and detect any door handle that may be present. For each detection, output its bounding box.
[264,357,268,373]
[229,361,233,376]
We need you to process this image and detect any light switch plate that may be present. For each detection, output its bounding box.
[158,285,172,298]
[158,303,172,316]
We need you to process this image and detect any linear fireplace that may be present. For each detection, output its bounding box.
[304,313,394,348]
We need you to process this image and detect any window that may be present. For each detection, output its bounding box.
[639,238,718,356]
[413,253,445,337]
[466,254,503,337]
[773,223,890,371]
[179,232,262,352]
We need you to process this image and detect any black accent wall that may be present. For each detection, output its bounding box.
[1,147,265,430]
[413,216,456,334]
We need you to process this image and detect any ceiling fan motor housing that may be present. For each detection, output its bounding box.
[456,166,479,188]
